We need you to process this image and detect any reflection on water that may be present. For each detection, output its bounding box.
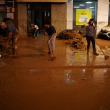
[65,41,110,66]
[104,68,108,73]
[83,69,85,74]
[64,70,72,84]
[93,69,105,83]
[65,73,70,84]
[64,68,109,86]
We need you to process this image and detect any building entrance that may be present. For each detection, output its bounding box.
[28,3,51,36]
[0,6,5,24]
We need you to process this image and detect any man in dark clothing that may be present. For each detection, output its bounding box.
[44,21,56,59]
[1,22,19,57]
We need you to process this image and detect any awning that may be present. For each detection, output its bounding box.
[17,0,67,2]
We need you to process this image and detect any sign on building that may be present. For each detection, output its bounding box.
[76,9,92,25]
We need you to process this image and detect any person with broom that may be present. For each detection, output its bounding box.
[1,22,19,58]
[81,18,98,55]
[44,21,56,61]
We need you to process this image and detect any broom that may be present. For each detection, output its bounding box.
[95,38,109,59]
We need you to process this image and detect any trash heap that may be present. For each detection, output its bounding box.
[57,29,85,49]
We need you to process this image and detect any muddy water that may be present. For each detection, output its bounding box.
[0,37,110,68]
[0,68,110,110]
[0,37,110,110]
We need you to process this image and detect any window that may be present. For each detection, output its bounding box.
[7,2,13,7]
[6,0,14,7]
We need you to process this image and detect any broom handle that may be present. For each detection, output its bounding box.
[95,39,106,56]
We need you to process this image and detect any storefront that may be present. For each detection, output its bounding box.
[16,0,67,36]
[0,0,16,26]
[27,3,51,35]
[13,0,110,36]
[73,0,109,34]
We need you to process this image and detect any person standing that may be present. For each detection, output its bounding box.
[81,19,98,55]
[1,22,19,57]
[44,21,56,59]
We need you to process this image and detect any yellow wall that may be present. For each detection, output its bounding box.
[17,0,67,2]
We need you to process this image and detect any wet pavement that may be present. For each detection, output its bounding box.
[0,36,110,68]
[0,36,110,110]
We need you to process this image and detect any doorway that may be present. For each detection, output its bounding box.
[0,6,5,24]
[0,6,5,36]
[27,3,51,36]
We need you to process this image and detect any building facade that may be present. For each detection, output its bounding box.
[0,0,109,36]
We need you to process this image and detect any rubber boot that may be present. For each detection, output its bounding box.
[93,50,99,55]
[13,49,17,58]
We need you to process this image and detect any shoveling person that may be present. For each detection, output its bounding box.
[81,19,98,55]
[44,21,56,60]
[1,22,19,58]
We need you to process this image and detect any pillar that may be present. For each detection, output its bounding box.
[51,3,67,34]
[97,0,109,34]
[18,3,27,36]
[67,0,73,29]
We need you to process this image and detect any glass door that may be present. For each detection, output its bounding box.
[27,3,51,36]
[44,10,51,22]
[27,10,34,36]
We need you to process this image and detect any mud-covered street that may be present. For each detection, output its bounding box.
[0,36,110,110]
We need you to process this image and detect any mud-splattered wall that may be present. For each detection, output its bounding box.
[51,3,67,34]
[97,0,109,34]
[18,3,27,36]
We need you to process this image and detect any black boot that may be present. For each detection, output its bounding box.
[93,50,99,55]
[12,49,17,58]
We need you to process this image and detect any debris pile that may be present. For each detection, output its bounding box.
[57,29,85,49]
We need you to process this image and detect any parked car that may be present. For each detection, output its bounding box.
[98,25,110,38]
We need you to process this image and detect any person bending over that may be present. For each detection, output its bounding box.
[44,21,56,58]
[1,22,19,57]
[30,23,39,38]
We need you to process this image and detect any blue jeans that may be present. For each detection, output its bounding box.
[47,33,56,52]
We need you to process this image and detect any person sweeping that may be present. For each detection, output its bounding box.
[44,21,56,60]
[81,18,98,55]
[1,22,19,57]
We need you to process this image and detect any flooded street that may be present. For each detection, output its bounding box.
[0,36,110,110]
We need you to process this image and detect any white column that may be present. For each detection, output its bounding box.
[97,0,109,34]
[67,0,73,29]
